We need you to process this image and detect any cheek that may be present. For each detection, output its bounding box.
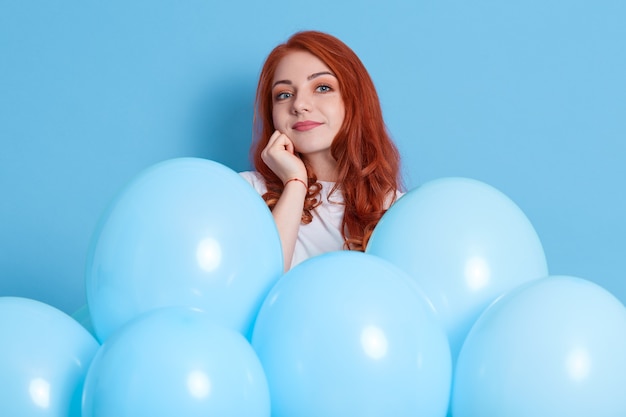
[334,102,346,128]
[272,107,285,130]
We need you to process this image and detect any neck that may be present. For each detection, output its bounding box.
[302,152,338,182]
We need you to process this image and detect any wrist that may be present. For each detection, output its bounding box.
[284,177,308,190]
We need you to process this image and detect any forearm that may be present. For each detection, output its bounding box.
[272,180,307,271]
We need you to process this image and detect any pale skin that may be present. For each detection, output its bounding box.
[261,50,346,270]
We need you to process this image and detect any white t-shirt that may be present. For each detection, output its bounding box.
[240,171,345,268]
[240,171,404,268]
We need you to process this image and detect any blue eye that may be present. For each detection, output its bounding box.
[316,84,332,93]
[276,91,293,101]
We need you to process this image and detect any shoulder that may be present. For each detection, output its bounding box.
[239,171,268,194]
[239,170,262,183]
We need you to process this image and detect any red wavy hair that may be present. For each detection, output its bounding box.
[251,31,402,251]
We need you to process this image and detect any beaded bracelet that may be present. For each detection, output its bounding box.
[284,177,308,189]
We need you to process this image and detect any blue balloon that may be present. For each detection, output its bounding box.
[71,304,96,338]
[82,307,270,417]
[252,252,451,417]
[366,177,548,361]
[85,158,282,342]
[452,276,626,416]
[0,297,100,417]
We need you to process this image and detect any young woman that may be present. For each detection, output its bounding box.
[241,30,403,271]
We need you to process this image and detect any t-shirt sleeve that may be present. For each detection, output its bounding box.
[383,189,406,210]
[239,171,268,195]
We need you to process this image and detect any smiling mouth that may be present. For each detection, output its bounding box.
[292,121,322,131]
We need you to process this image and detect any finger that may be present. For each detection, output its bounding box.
[262,130,282,159]
[282,135,295,154]
[267,131,295,155]
[267,130,283,147]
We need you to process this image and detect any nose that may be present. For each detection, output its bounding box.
[292,91,311,114]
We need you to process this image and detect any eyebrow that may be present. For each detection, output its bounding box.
[272,71,337,89]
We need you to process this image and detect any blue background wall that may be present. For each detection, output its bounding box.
[1,0,624,314]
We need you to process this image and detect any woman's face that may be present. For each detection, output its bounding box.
[271,50,345,161]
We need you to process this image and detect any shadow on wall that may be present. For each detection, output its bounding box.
[188,72,257,173]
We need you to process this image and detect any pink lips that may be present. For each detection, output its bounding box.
[292,121,322,131]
